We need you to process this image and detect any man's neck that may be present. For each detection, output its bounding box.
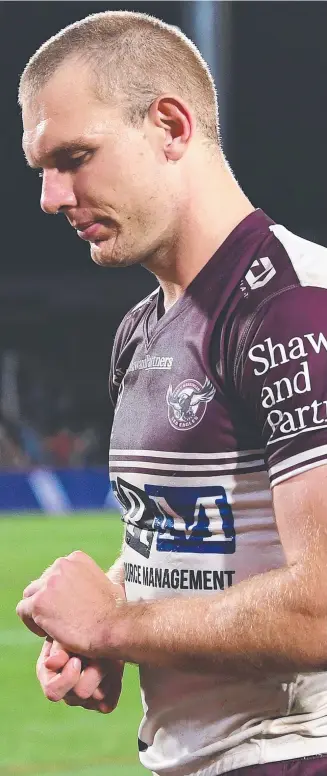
[153,178,255,311]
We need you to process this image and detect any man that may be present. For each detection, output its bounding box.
[16,9,327,776]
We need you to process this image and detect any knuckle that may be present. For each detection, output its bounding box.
[58,556,69,570]
[52,556,67,572]
[54,555,65,566]
[46,573,59,590]
[67,550,86,562]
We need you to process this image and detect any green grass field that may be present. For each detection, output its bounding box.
[0,512,146,776]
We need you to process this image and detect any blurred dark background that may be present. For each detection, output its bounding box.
[0,1,326,470]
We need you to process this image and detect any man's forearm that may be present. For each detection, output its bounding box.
[108,564,327,675]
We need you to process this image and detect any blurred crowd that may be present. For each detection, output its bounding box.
[0,417,103,470]
[0,350,111,471]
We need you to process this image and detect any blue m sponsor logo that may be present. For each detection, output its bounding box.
[112,478,235,558]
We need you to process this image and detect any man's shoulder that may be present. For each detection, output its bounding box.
[270,223,327,288]
[233,223,327,325]
[227,227,327,387]
[219,223,327,378]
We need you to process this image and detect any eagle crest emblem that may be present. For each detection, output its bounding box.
[166,377,215,431]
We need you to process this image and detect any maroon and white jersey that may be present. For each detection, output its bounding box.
[109,209,327,776]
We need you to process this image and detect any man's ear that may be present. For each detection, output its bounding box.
[148,94,194,161]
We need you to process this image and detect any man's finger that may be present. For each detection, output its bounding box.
[18,610,47,638]
[93,668,123,710]
[63,692,113,713]
[71,662,106,700]
[36,640,51,680]
[23,564,55,598]
[16,596,34,620]
[72,658,124,701]
[45,651,70,672]
[23,579,41,598]
[63,692,100,711]
[37,639,52,669]
[45,645,71,672]
[24,616,46,637]
[37,640,83,702]
[92,685,106,701]
[98,699,116,714]
[40,656,82,702]
[16,596,47,637]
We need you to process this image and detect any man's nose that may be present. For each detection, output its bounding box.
[40,170,77,214]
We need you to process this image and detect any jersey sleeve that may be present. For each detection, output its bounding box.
[236,285,327,487]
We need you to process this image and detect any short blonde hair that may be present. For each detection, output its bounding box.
[18,10,220,147]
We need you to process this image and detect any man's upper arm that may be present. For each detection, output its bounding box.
[236,284,327,601]
[272,464,327,613]
[273,464,327,564]
[237,285,327,488]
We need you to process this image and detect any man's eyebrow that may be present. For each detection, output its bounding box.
[24,140,92,169]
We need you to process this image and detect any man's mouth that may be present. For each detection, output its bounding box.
[76,222,105,241]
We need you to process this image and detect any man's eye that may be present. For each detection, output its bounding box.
[36,152,92,178]
[70,152,92,169]
[70,155,85,168]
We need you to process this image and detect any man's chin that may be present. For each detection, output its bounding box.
[89,240,140,268]
[90,238,118,267]
[90,241,110,266]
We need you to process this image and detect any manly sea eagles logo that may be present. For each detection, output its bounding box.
[167,377,216,430]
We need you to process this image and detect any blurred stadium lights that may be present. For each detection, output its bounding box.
[181,0,231,146]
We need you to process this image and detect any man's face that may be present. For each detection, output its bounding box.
[22,61,181,268]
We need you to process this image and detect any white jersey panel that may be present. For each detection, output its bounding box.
[270,224,327,288]
[111,458,327,775]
